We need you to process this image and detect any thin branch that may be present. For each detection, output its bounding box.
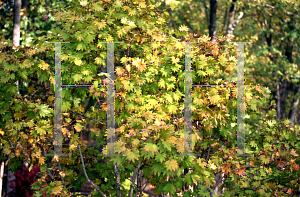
[77,145,106,197]
[58,162,65,184]
[68,111,105,125]
[114,162,121,197]
[222,6,228,33]
[129,163,143,197]
[203,0,209,29]
[178,10,195,33]
[40,146,55,181]
[46,165,55,181]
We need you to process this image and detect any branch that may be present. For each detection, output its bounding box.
[129,162,144,197]
[68,111,105,125]
[114,162,121,197]
[178,10,195,33]
[202,0,210,29]
[40,146,55,181]
[77,145,106,197]
[58,162,65,184]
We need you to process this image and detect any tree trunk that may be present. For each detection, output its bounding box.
[209,0,218,41]
[225,0,243,41]
[114,162,121,197]
[12,0,21,50]
[276,80,288,120]
[289,88,300,128]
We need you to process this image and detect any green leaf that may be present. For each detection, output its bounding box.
[155,153,166,163]
[76,43,83,51]
[124,149,139,162]
[36,127,46,135]
[144,143,159,158]
[18,70,28,80]
[62,101,71,112]
[167,104,178,114]
[72,74,82,83]
[162,182,176,195]
[13,103,22,111]
[39,104,52,118]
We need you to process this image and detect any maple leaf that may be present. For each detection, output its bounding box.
[293,163,299,171]
[39,156,45,165]
[277,161,285,169]
[222,163,231,174]
[36,127,46,135]
[52,185,63,195]
[69,144,77,152]
[290,150,299,157]
[74,123,83,132]
[259,155,270,164]
[167,104,178,114]
[165,159,179,172]
[179,24,189,32]
[237,167,246,177]
[124,149,139,162]
[38,60,50,70]
[144,143,158,158]
[0,129,4,135]
[171,56,180,64]
[287,188,293,195]
[72,74,82,82]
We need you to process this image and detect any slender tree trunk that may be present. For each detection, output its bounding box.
[226,0,236,40]
[203,0,209,29]
[209,0,218,41]
[114,162,121,197]
[12,0,21,50]
[277,80,288,120]
[289,91,300,128]
[225,0,243,42]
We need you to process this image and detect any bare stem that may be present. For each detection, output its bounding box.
[77,145,106,197]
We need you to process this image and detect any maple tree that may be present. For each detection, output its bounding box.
[0,0,300,197]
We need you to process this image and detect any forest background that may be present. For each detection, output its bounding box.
[0,0,300,196]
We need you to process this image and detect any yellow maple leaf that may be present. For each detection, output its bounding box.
[52,185,63,195]
[165,159,179,172]
[38,60,49,70]
[179,24,189,32]
[0,129,4,135]
[139,1,146,8]
[69,144,77,152]
[39,156,45,165]
[171,56,180,64]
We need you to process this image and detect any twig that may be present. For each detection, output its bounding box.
[129,163,143,197]
[58,162,65,184]
[114,162,121,197]
[77,145,106,197]
[40,146,55,181]
[68,111,105,125]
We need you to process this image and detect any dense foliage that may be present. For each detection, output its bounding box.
[0,0,299,196]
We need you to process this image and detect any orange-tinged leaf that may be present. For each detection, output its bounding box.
[211,142,219,147]
[293,164,299,171]
[222,163,231,174]
[52,185,63,195]
[39,156,45,165]
[287,188,293,195]
[165,159,179,172]
[237,167,246,177]
[0,129,4,135]
[250,159,255,167]
[277,161,285,169]
[290,150,299,157]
